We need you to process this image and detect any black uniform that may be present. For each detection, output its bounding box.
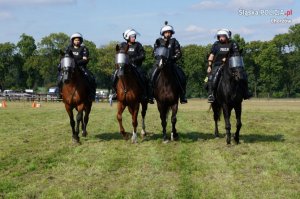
[112,41,149,100]
[58,44,96,100]
[208,40,251,101]
[150,37,187,103]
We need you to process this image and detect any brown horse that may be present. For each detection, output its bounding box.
[115,43,148,143]
[153,46,180,142]
[60,53,93,143]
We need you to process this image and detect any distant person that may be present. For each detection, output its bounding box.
[149,21,187,104]
[58,33,96,100]
[207,29,252,103]
[111,29,150,102]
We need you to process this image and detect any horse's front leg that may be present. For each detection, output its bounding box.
[171,103,179,141]
[75,111,83,143]
[65,104,77,143]
[212,103,220,138]
[222,104,232,145]
[82,102,92,137]
[128,104,139,144]
[234,103,242,144]
[157,102,168,143]
[117,102,128,140]
[140,101,148,140]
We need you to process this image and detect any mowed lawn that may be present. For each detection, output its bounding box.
[0,99,299,199]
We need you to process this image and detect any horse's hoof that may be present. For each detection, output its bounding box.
[163,139,169,144]
[82,131,87,137]
[131,133,138,144]
[72,137,81,145]
[121,132,129,140]
[233,137,240,144]
[141,129,146,138]
[171,133,179,141]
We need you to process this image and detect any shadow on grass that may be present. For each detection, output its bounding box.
[94,131,285,144]
[241,133,285,143]
[94,132,125,141]
[144,131,219,143]
[94,131,217,142]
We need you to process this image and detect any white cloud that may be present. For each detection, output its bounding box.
[191,0,294,10]
[233,27,255,35]
[0,11,13,20]
[0,0,76,6]
[292,17,300,24]
[229,0,294,9]
[185,25,206,33]
[191,1,223,10]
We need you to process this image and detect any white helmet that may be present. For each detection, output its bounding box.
[70,32,83,43]
[160,21,175,36]
[123,29,139,40]
[216,29,230,39]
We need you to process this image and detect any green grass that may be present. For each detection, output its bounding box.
[0,99,299,199]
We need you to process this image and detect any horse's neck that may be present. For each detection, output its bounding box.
[157,65,177,92]
[118,68,138,88]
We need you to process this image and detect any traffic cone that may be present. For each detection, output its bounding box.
[1,100,7,108]
[31,101,36,108]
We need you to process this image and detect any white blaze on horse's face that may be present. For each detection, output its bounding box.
[159,59,163,68]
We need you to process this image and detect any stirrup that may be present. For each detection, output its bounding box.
[148,98,154,104]
[180,96,188,104]
[208,94,215,103]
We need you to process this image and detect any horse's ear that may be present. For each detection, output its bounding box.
[59,49,65,56]
[116,44,120,52]
[124,43,129,52]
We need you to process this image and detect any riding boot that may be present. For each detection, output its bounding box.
[207,75,215,103]
[213,67,222,90]
[111,69,118,100]
[175,66,188,104]
[57,73,63,99]
[149,67,158,104]
[136,67,148,101]
[148,82,154,104]
[82,67,96,101]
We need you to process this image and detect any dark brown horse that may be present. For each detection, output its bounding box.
[153,46,180,142]
[60,53,93,143]
[212,55,245,144]
[115,44,148,143]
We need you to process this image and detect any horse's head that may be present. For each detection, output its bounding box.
[228,55,245,81]
[154,46,170,70]
[60,52,76,83]
[115,44,130,76]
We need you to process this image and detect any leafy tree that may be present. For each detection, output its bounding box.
[38,33,69,87]
[255,41,283,97]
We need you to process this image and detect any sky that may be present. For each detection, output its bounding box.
[0,0,299,47]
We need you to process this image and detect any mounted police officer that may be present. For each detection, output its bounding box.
[207,29,252,103]
[111,29,150,101]
[149,21,188,104]
[58,32,96,100]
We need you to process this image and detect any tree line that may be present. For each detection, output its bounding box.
[0,24,299,98]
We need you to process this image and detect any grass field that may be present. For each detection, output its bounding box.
[0,99,299,199]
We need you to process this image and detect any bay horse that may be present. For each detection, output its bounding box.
[153,46,181,142]
[60,52,93,143]
[212,54,245,144]
[115,43,148,143]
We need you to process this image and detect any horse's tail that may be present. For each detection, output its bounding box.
[207,104,212,112]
